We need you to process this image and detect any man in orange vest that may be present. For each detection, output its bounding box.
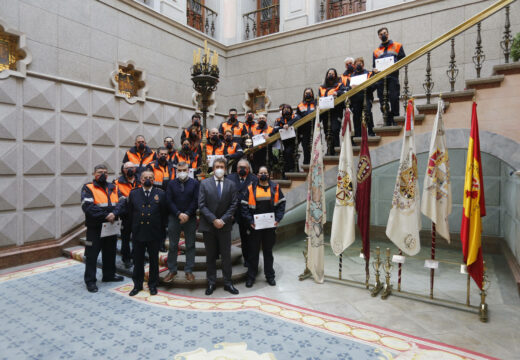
[241,166,285,288]
[219,108,247,143]
[81,164,125,293]
[163,136,176,163]
[243,110,256,139]
[122,135,155,175]
[341,57,355,87]
[372,27,406,126]
[251,114,274,173]
[223,129,244,167]
[114,162,140,268]
[181,114,208,143]
[173,138,200,174]
[148,147,175,191]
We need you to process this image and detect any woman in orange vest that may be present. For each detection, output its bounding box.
[241,166,285,288]
[295,88,316,165]
[349,57,376,138]
[341,57,355,87]
[274,104,298,174]
[251,114,274,174]
[318,68,347,154]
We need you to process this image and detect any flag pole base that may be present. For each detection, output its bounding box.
[298,268,312,281]
[381,284,393,300]
[371,282,383,297]
[479,302,488,322]
[381,247,393,300]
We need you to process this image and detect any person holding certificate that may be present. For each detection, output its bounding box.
[295,88,317,165]
[81,164,126,293]
[348,57,376,138]
[372,27,406,126]
[242,166,286,288]
[274,104,297,174]
[250,114,274,173]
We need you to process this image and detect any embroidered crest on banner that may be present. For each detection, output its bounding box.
[425,148,450,201]
[393,153,418,210]
[335,171,354,206]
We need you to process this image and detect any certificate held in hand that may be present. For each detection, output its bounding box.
[279,126,296,140]
[252,134,266,147]
[254,212,276,230]
[375,57,394,72]
[319,96,334,109]
[349,73,367,86]
[100,220,121,238]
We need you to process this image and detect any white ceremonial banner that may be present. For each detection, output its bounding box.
[385,100,422,256]
[101,220,121,238]
[279,126,296,140]
[252,134,266,147]
[254,213,276,230]
[350,73,368,86]
[319,95,334,110]
[421,99,452,242]
[375,57,394,72]
[207,155,225,167]
[330,117,357,256]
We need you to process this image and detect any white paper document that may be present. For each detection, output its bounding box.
[254,212,276,230]
[424,259,439,269]
[207,155,225,167]
[279,126,296,140]
[188,168,196,179]
[375,57,395,72]
[350,73,368,86]
[319,96,335,110]
[252,134,266,147]
[392,254,406,264]
[460,264,468,274]
[100,220,121,238]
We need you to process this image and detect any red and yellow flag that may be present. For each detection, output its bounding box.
[461,102,486,290]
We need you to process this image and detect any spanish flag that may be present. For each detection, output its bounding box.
[461,101,486,290]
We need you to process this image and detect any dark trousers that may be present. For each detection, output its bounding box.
[132,239,159,289]
[282,139,295,173]
[298,123,312,165]
[376,76,400,124]
[247,228,276,281]
[120,216,132,263]
[203,231,232,286]
[321,111,341,153]
[84,227,117,285]
[238,221,251,265]
[351,99,374,137]
[252,147,268,174]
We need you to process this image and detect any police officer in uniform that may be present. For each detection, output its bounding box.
[81,164,125,293]
[127,170,168,296]
[242,166,285,288]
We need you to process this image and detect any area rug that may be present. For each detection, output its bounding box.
[0,259,495,360]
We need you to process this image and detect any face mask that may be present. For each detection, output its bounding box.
[138,143,145,151]
[327,74,335,81]
[166,143,173,150]
[356,64,363,71]
[230,115,237,121]
[381,34,388,42]
[305,94,312,100]
[259,174,268,182]
[143,179,152,187]
[214,168,225,178]
[183,144,190,151]
[225,136,232,143]
[193,120,200,126]
[158,157,167,165]
[177,171,188,181]
[347,64,354,72]
[246,115,253,122]
[283,110,291,117]
[238,168,247,177]
[211,135,219,143]
[97,173,107,185]
[126,169,135,177]
[258,120,266,127]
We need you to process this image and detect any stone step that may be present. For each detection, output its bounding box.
[493,62,520,75]
[394,114,426,124]
[334,146,360,154]
[284,172,308,180]
[159,262,250,288]
[416,102,450,115]
[323,155,340,164]
[466,75,505,89]
[373,125,402,135]
[439,89,475,102]
[352,135,381,145]
[158,246,243,270]
[273,179,292,188]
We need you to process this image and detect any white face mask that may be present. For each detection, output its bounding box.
[177,171,188,181]
[214,168,225,179]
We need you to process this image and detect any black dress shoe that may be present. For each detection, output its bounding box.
[102,275,124,282]
[149,287,158,295]
[86,283,98,293]
[205,284,216,296]
[129,287,142,297]
[267,278,276,286]
[245,279,254,288]
[224,284,239,295]
[123,260,132,269]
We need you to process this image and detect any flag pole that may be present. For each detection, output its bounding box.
[430,222,436,299]
[339,253,343,280]
[397,250,403,292]
[361,95,371,290]
[466,273,471,306]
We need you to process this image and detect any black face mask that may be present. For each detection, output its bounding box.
[137,143,145,151]
[356,64,363,71]
[211,135,219,143]
[158,157,167,165]
[238,168,247,177]
[246,115,253,122]
[283,110,291,117]
[97,173,107,185]
[381,34,388,42]
[193,120,200,126]
[183,144,190,151]
[327,74,335,81]
[143,179,152,187]
[347,64,354,73]
[259,174,268,182]
[229,115,237,121]
[126,169,135,177]
[225,137,232,143]
[258,120,266,127]
[166,143,173,150]
[305,94,312,101]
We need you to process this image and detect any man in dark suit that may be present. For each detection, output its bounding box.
[199,158,240,295]
[127,170,168,296]
[227,159,256,267]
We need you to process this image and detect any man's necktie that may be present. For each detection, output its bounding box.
[217,180,222,199]
[145,190,150,198]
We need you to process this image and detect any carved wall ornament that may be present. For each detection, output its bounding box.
[0,20,32,79]
[243,87,271,114]
[110,60,148,104]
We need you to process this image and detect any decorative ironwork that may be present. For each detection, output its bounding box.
[402,65,410,114]
[446,38,459,92]
[187,0,218,37]
[423,52,434,104]
[382,77,390,125]
[381,248,393,300]
[320,0,325,21]
[500,5,512,63]
[371,247,383,296]
[326,112,333,156]
[472,22,486,78]
[191,40,220,179]
[243,3,279,40]
[326,0,366,20]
